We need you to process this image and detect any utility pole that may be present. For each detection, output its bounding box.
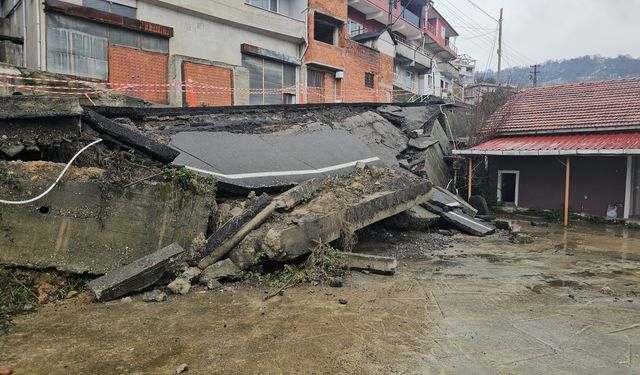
[530,64,540,87]
[496,8,503,85]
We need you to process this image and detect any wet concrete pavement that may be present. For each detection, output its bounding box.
[1,218,640,374]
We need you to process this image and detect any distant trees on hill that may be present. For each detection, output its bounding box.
[477,55,640,88]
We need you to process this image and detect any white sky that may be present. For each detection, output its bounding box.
[434,0,640,70]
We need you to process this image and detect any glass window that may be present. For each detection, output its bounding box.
[365,72,374,88]
[142,33,169,53]
[246,0,278,12]
[348,19,364,37]
[308,70,324,88]
[242,54,297,105]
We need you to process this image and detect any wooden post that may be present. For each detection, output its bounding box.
[564,156,571,226]
[467,158,473,200]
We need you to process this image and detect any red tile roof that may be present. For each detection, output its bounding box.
[455,132,640,155]
[485,77,640,136]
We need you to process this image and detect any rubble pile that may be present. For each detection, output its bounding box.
[0,95,498,304]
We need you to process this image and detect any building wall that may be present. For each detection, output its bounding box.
[108,44,168,103]
[304,3,393,103]
[182,61,233,106]
[347,7,385,34]
[488,156,628,217]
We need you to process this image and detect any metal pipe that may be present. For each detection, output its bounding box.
[564,156,571,226]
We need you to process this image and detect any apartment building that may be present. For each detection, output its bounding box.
[0,0,307,105]
[0,0,465,105]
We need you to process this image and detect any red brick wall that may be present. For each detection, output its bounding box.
[182,62,233,107]
[108,45,168,104]
[347,8,386,34]
[304,9,394,104]
[309,0,347,20]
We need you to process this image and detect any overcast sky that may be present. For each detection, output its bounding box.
[435,0,640,70]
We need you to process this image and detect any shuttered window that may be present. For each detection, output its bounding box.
[242,54,296,105]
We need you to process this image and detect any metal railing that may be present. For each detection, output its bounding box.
[396,39,431,58]
[401,7,421,28]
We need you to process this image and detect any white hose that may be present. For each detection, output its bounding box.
[0,139,103,205]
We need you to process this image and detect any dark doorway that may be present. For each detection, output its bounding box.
[499,171,519,205]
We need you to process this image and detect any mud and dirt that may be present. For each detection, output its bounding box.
[1,217,639,374]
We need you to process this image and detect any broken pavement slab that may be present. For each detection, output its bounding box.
[87,243,185,302]
[170,129,384,192]
[440,210,496,237]
[275,179,323,211]
[386,204,440,231]
[408,136,439,150]
[338,252,397,275]
[0,95,83,119]
[83,108,180,164]
[429,186,478,217]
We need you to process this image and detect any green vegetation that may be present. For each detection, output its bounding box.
[170,167,217,195]
[0,267,38,317]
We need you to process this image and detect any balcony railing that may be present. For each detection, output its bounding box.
[397,39,430,58]
[401,7,421,28]
[393,72,417,92]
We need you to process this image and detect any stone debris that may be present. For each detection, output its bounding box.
[167,277,191,295]
[175,363,188,374]
[198,259,243,285]
[142,289,168,303]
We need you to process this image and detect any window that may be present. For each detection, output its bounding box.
[364,72,374,88]
[246,0,278,12]
[497,170,520,206]
[83,0,137,18]
[308,70,324,88]
[314,13,339,45]
[242,54,297,105]
[348,19,364,37]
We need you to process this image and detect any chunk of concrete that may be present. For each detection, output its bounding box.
[430,186,478,217]
[199,259,243,284]
[0,162,214,274]
[86,243,185,301]
[167,277,191,295]
[262,180,432,261]
[0,95,83,119]
[275,179,323,211]
[338,252,397,275]
[440,210,496,237]
[408,137,439,150]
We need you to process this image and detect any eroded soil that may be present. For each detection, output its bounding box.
[1,218,640,374]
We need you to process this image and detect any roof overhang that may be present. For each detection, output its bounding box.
[454,133,640,156]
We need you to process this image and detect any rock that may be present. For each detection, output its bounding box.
[182,267,202,282]
[355,161,368,170]
[511,224,522,233]
[600,286,614,295]
[339,298,348,305]
[377,105,405,125]
[168,277,191,295]
[0,141,24,157]
[510,232,534,244]
[199,259,243,284]
[494,219,512,231]
[230,206,244,217]
[142,289,167,302]
[206,279,223,290]
[0,368,13,375]
[66,290,78,299]
[407,129,424,138]
[121,296,133,303]
[176,363,188,374]
[398,159,410,170]
[329,277,344,288]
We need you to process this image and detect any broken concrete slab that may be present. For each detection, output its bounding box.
[83,108,180,164]
[275,179,323,211]
[430,186,478,217]
[171,129,384,192]
[198,194,275,269]
[0,162,214,274]
[440,210,496,237]
[386,205,440,231]
[338,252,397,275]
[408,136,439,150]
[0,95,83,119]
[333,111,408,167]
[422,144,451,188]
[262,179,432,261]
[376,105,405,126]
[86,243,185,302]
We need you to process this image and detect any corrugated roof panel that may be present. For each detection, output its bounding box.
[468,133,640,152]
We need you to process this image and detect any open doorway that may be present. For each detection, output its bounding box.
[498,170,519,206]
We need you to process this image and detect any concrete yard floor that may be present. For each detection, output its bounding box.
[2,218,640,374]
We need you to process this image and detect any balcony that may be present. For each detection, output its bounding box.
[393,72,418,94]
[395,39,431,73]
[423,22,457,60]
[348,0,424,39]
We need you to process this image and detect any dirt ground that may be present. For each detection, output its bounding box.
[1,217,640,375]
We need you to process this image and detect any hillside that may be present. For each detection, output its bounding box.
[478,55,640,88]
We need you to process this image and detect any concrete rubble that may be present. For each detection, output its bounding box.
[0,96,500,302]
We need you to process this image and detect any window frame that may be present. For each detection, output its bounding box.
[364,72,375,89]
[246,0,279,13]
